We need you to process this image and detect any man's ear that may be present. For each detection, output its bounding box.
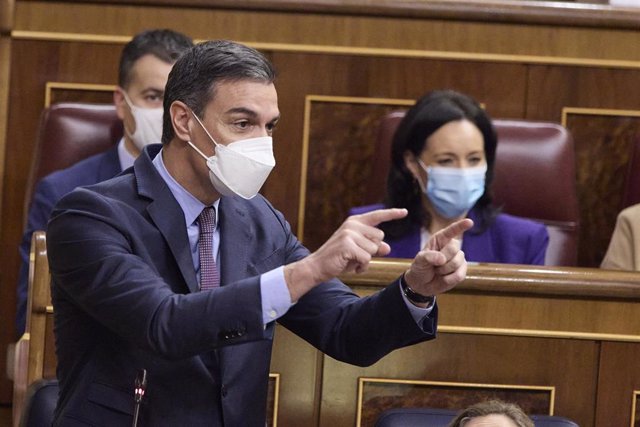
[403,151,422,181]
[170,100,192,142]
[113,88,127,121]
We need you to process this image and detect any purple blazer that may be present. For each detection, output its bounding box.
[349,204,549,265]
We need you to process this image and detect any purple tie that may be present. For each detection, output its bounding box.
[198,206,220,290]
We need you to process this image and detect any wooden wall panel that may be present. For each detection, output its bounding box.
[270,326,323,427]
[13,2,640,62]
[300,99,412,250]
[319,334,598,427]
[267,374,280,427]
[0,0,13,34]
[634,391,640,427]
[526,64,640,266]
[595,342,640,427]
[0,38,9,222]
[357,377,553,427]
[565,112,640,267]
[47,87,114,106]
[526,65,640,122]
[0,0,12,407]
[260,52,383,221]
[0,23,15,412]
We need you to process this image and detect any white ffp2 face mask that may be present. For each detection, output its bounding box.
[187,111,275,199]
[123,91,164,150]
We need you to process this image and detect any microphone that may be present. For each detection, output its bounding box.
[132,369,147,427]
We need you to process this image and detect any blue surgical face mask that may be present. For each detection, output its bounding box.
[418,160,487,219]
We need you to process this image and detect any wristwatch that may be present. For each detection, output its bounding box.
[400,275,435,306]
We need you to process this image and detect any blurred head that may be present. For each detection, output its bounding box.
[384,90,498,235]
[448,400,534,427]
[114,29,194,155]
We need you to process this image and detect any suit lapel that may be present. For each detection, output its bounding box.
[136,145,199,293]
[218,197,253,285]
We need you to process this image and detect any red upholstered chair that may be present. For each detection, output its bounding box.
[23,102,122,217]
[368,112,579,266]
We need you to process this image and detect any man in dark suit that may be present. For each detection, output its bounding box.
[47,40,473,426]
[15,29,193,334]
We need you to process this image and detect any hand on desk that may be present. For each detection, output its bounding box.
[284,209,472,302]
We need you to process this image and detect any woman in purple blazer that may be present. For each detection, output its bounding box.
[352,90,548,265]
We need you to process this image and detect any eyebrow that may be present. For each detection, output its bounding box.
[435,150,483,156]
[225,107,281,123]
[141,87,164,95]
[224,107,258,118]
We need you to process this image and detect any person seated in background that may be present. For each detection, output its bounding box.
[447,399,534,427]
[601,203,640,270]
[350,89,548,265]
[15,29,193,335]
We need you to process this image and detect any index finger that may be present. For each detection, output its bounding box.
[351,208,408,227]
[430,218,474,250]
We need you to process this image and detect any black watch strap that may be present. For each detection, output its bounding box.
[400,275,435,305]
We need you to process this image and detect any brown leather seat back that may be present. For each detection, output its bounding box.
[492,120,579,266]
[24,103,122,215]
[370,112,579,266]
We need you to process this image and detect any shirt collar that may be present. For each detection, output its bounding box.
[151,147,219,228]
[117,137,136,171]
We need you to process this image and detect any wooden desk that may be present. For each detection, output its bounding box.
[270,260,640,427]
[14,243,640,426]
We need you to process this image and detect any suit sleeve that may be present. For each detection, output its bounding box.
[280,278,437,367]
[263,201,437,367]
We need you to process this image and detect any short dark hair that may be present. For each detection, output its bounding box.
[118,29,194,88]
[382,89,499,239]
[161,40,277,144]
[448,399,534,427]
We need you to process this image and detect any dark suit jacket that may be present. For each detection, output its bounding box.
[349,204,548,265]
[47,145,437,427]
[16,146,121,335]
